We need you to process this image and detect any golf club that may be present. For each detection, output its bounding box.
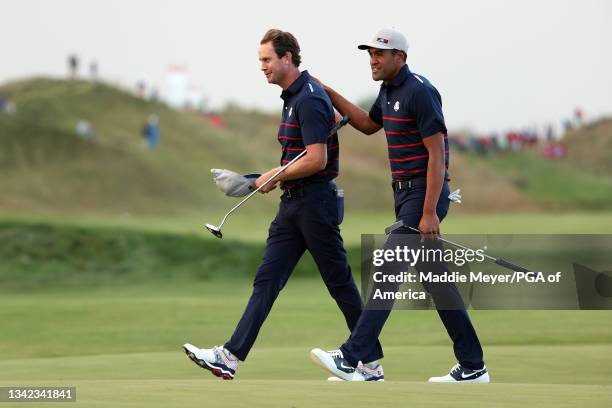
[205,115,350,239]
[385,220,531,272]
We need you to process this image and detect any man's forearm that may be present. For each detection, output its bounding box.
[279,155,326,180]
[263,156,326,183]
[324,85,379,135]
[423,154,445,215]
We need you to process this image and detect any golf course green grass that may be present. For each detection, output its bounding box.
[0,281,610,407]
[4,210,612,246]
[2,73,611,407]
[1,215,611,407]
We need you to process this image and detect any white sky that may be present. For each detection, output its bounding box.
[1,0,610,132]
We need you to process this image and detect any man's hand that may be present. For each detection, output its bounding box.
[309,75,324,89]
[255,170,278,194]
[310,76,381,135]
[309,76,341,123]
[418,212,440,239]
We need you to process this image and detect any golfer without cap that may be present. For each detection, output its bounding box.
[310,28,489,383]
[182,29,384,381]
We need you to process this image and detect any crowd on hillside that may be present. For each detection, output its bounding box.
[0,54,597,159]
[448,108,590,161]
[65,54,161,150]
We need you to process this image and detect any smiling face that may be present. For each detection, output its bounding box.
[258,41,291,86]
[367,48,405,82]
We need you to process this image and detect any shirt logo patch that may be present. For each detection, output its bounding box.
[393,101,400,112]
[288,107,293,117]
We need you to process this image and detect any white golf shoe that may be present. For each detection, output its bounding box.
[310,348,384,381]
[428,363,490,383]
[182,343,239,380]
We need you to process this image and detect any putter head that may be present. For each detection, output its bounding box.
[205,223,223,239]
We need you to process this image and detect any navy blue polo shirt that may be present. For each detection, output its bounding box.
[369,65,449,181]
[277,70,339,189]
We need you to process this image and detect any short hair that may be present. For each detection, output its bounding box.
[260,29,301,67]
[391,49,407,63]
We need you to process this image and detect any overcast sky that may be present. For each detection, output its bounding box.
[1,0,610,132]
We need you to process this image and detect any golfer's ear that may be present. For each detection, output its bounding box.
[283,52,292,65]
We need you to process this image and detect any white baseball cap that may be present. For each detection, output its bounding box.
[358,27,409,53]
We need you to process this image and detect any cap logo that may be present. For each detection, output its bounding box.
[376,37,389,44]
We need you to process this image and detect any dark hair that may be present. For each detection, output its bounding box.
[391,49,407,62]
[260,29,301,67]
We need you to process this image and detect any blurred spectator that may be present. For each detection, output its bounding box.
[574,107,584,127]
[545,124,555,141]
[149,88,159,103]
[68,54,79,78]
[75,119,95,139]
[541,142,566,160]
[474,135,495,155]
[506,131,521,151]
[208,114,225,129]
[0,94,16,114]
[142,115,160,149]
[136,81,146,98]
[496,132,508,151]
[89,61,99,82]
[448,132,467,152]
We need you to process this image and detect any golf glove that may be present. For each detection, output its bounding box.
[211,169,260,197]
[448,189,462,204]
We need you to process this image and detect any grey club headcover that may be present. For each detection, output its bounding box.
[211,169,260,197]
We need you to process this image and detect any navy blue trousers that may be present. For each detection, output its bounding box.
[340,180,485,370]
[225,182,383,362]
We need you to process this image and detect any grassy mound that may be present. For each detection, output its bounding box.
[0,220,353,290]
[1,77,611,216]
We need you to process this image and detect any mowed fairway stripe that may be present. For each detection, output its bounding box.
[0,380,609,408]
[0,345,610,385]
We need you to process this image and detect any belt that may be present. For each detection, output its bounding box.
[392,177,427,191]
[281,181,336,199]
[392,176,450,192]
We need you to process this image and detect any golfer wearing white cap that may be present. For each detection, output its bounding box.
[309,27,489,383]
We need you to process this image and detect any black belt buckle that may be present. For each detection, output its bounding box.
[283,186,301,199]
[394,179,413,191]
